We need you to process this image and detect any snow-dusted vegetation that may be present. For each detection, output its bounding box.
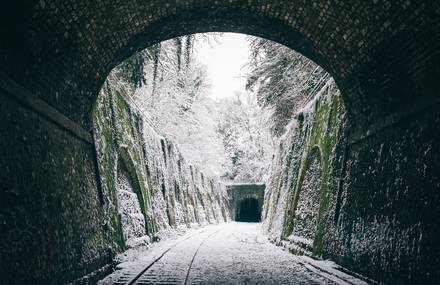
[93,64,231,251]
[111,34,275,183]
[108,33,335,185]
[95,32,347,282]
[216,93,274,182]
[245,37,331,137]
[96,32,345,255]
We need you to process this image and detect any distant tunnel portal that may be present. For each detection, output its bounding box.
[226,183,265,223]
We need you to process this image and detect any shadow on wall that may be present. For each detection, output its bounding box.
[236,198,261,222]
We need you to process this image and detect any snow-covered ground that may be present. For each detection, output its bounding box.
[99,222,371,285]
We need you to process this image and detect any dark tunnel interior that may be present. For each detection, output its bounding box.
[236,198,261,222]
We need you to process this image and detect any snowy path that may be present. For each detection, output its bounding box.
[100,223,370,285]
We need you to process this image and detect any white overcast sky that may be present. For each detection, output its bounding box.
[195,33,251,100]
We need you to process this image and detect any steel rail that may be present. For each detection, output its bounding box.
[123,229,218,285]
[183,230,220,285]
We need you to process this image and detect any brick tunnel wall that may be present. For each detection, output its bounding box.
[323,104,440,284]
[1,1,439,130]
[0,79,111,284]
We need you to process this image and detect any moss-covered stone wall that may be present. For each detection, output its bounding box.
[0,88,111,285]
[262,79,343,257]
[93,84,230,253]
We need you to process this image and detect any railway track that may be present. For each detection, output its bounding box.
[113,229,220,285]
[106,223,372,285]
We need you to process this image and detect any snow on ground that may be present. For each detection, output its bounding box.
[98,223,210,285]
[99,222,370,285]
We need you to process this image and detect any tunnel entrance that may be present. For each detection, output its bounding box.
[226,183,265,222]
[1,1,439,284]
[236,198,261,222]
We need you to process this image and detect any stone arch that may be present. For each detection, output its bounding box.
[116,148,150,245]
[3,1,437,133]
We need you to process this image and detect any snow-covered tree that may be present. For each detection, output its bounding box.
[106,34,228,177]
[104,34,317,182]
[246,37,331,137]
[217,92,274,183]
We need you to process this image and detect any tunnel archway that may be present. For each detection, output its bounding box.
[3,1,438,131]
[1,2,439,285]
[236,198,261,223]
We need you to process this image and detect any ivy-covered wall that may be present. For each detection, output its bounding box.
[93,83,230,255]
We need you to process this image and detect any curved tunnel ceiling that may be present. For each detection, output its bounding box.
[1,1,439,129]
